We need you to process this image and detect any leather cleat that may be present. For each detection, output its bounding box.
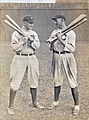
[73,108,79,116]
[7,107,14,115]
[33,103,45,109]
[48,102,58,110]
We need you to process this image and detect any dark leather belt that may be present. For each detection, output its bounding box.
[16,52,35,56]
[53,50,70,54]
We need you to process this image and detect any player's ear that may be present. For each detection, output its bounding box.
[61,18,64,22]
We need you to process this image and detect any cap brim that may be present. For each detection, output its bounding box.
[29,19,35,23]
[52,17,57,21]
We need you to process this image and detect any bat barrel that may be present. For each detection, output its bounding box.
[5,14,25,35]
[4,20,24,35]
[62,16,87,33]
[47,15,87,43]
[62,17,87,34]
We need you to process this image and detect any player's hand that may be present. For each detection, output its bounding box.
[57,33,63,41]
[28,35,35,42]
[20,36,28,43]
[23,36,28,42]
[57,33,67,41]
[62,34,67,40]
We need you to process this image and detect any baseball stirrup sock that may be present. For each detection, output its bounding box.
[54,86,61,101]
[9,89,17,108]
[30,88,37,105]
[71,87,79,105]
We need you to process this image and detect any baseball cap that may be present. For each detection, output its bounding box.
[52,15,66,21]
[23,15,34,23]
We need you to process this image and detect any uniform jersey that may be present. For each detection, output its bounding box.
[49,29,76,53]
[10,28,40,54]
[49,29,78,88]
[10,28,40,91]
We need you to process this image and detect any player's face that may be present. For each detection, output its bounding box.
[55,18,64,29]
[24,21,34,30]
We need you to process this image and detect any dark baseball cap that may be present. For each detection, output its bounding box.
[23,16,34,23]
[52,15,66,21]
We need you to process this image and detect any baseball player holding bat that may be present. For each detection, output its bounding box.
[8,15,44,115]
[47,15,79,115]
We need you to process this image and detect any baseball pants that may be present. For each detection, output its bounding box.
[52,53,78,88]
[10,55,39,91]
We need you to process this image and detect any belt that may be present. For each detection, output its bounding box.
[53,50,70,54]
[16,52,35,56]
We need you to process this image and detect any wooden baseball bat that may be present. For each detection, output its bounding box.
[62,14,86,33]
[47,14,87,43]
[5,15,24,35]
[4,20,24,35]
[62,17,87,34]
[4,15,36,41]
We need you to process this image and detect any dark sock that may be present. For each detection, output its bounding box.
[9,89,17,108]
[30,88,37,105]
[54,86,61,101]
[71,87,79,105]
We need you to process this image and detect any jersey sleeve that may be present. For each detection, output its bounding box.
[31,31,40,49]
[64,30,76,52]
[10,31,24,52]
[48,30,57,42]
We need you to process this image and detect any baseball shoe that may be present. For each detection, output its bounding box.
[7,107,14,115]
[33,103,45,109]
[48,101,58,110]
[73,108,79,116]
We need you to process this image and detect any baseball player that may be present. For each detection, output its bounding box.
[47,15,79,115]
[8,15,44,115]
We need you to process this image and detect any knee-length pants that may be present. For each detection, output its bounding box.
[10,55,39,91]
[52,53,78,88]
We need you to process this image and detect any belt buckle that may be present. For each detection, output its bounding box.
[28,53,33,56]
[60,51,65,54]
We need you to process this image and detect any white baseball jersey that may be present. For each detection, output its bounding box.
[49,29,78,88]
[10,28,40,91]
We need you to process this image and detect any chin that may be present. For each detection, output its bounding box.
[56,25,59,27]
[29,27,32,30]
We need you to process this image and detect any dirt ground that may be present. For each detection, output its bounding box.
[0,40,89,120]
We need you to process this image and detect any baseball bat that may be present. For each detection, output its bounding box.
[47,14,87,43]
[62,17,87,34]
[4,15,36,41]
[4,20,24,35]
[5,15,24,34]
[62,14,86,33]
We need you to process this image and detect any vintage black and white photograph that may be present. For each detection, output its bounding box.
[0,1,89,120]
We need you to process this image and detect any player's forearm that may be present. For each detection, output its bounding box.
[10,41,24,51]
[31,41,40,49]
